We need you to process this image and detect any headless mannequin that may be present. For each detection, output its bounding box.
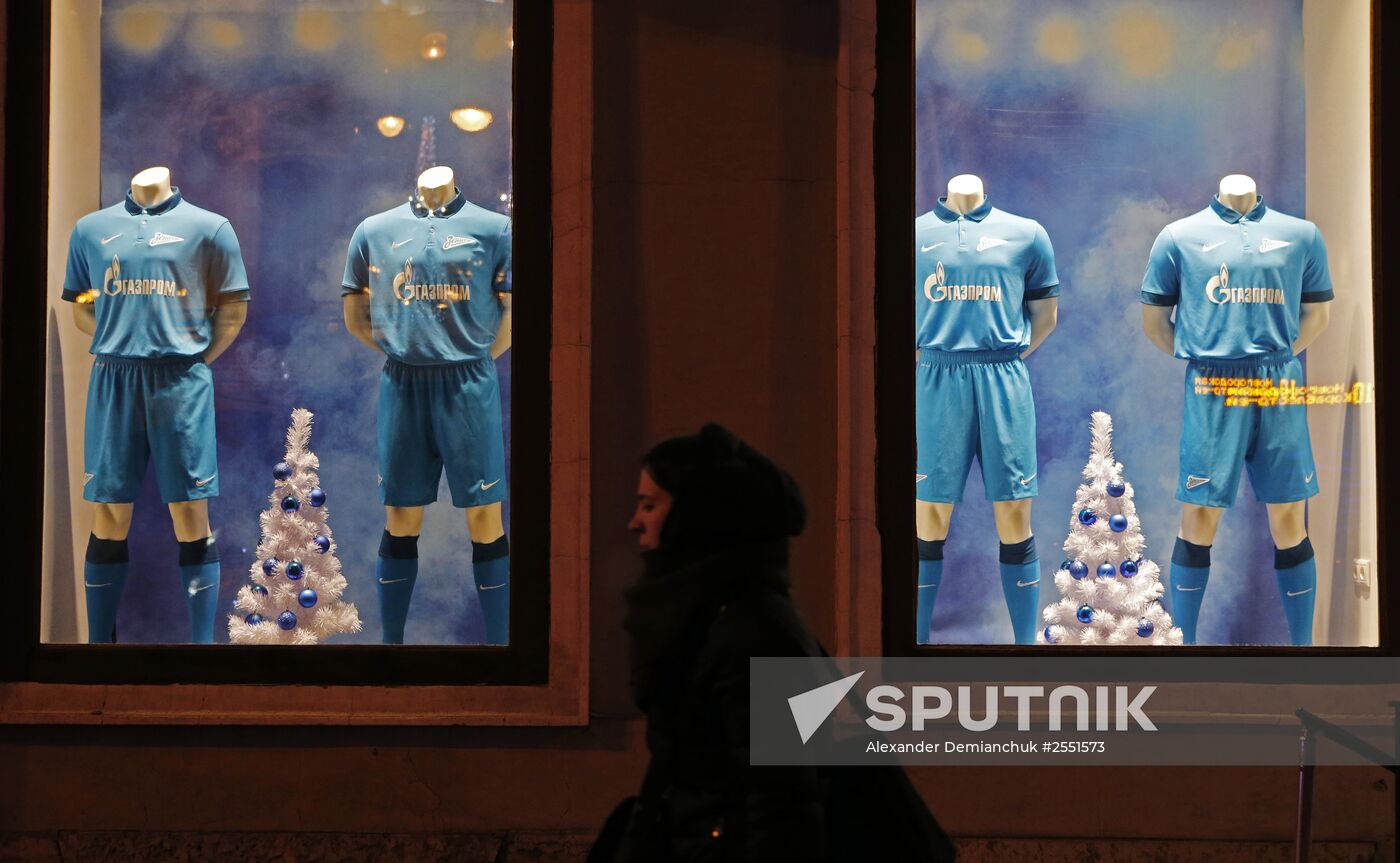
[916,175,1058,547]
[1141,175,1328,550]
[343,165,510,546]
[72,167,246,547]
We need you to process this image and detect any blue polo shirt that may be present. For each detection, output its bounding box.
[914,197,1059,352]
[1141,196,1333,361]
[342,190,511,365]
[62,189,250,358]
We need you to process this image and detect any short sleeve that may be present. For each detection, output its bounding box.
[341,223,371,297]
[1301,224,1334,303]
[61,226,90,302]
[208,222,251,303]
[492,219,512,293]
[1140,227,1180,306]
[1023,223,1059,300]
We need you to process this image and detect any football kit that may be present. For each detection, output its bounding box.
[62,187,247,643]
[913,196,1059,646]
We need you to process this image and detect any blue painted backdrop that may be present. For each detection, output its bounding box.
[91,0,514,643]
[915,0,1305,644]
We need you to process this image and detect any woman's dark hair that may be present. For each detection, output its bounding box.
[641,423,805,549]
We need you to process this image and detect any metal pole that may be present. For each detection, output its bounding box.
[1295,726,1315,863]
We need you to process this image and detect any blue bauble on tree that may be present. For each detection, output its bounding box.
[281,495,300,513]
[1120,559,1139,578]
[262,558,280,576]
[1059,560,1071,571]
[1078,508,1097,525]
[245,613,263,626]
[1043,626,1058,644]
[273,462,293,481]
[1097,562,1116,579]
[1069,560,1089,579]
[250,584,268,596]
[1137,618,1155,638]
[1107,481,1125,498]
[1109,514,1128,533]
[285,560,304,580]
[309,488,326,507]
[313,535,331,554]
[298,588,318,608]
[1076,605,1095,624]
[277,611,297,630]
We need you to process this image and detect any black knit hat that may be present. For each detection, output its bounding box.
[641,423,806,550]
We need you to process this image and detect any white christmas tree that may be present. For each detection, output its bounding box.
[1040,411,1184,646]
[228,409,361,644]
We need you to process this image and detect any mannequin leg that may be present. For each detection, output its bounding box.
[1170,504,1224,644]
[467,502,509,645]
[378,505,425,644]
[1267,501,1314,646]
[168,500,218,643]
[915,501,953,645]
[85,503,135,643]
[992,499,1039,645]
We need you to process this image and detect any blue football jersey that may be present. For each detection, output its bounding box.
[62,189,249,358]
[342,191,511,365]
[914,198,1059,352]
[1141,196,1333,361]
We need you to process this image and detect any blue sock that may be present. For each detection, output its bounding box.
[999,537,1041,645]
[1275,538,1317,646]
[178,537,221,644]
[472,536,510,645]
[916,539,944,645]
[84,535,129,644]
[1169,538,1211,645]
[377,531,419,644]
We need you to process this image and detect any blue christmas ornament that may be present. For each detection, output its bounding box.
[309,488,326,507]
[1078,508,1097,526]
[1119,559,1139,577]
[298,588,318,608]
[1043,626,1058,644]
[245,613,263,626]
[1137,618,1155,638]
[277,611,297,630]
[1107,481,1125,498]
[1109,514,1128,533]
[281,495,300,513]
[1069,560,1089,579]
[1076,605,1095,624]
[273,462,293,481]
[313,535,331,554]
[250,584,268,596]
[262,558,280,576]
[285,560,304,580]
[1058,560,1071,571]
[1097,562,1116,579]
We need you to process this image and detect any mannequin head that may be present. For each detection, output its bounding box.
[945,174,986,215]
[416,165,456,210]
[130,166,173,208]
[1217,174,1258,215]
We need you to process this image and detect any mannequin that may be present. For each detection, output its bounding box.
[914,175,1060,644]
[63,167,249,642]
[342,165,514,644]
[1139,175,1333,645]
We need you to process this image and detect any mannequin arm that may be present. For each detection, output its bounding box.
[203,301,247,364]
[1142,305,1176,356]
[1294,301,1331,355]
[1020,297,1058,359]
[71,301,96,336]
[490,292,512,360]
[342,292,381,352]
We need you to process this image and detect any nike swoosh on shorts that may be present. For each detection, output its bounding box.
[1016,579,1039,588]
[1175,585,1204,592]
[379,577,409,585]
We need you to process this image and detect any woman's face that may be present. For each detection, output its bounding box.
[629,469,673,550]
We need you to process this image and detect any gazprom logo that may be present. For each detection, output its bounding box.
[1206,262,1284,306]
[923,260,1002,303]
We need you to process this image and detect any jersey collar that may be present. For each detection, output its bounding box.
[123,186,183,215]
[932,195,993,223]
[1210,194,1268,223]
[410,187,467,218]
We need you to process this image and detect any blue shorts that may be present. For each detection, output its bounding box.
[915,349,1037,503]
[83,355,218,504]
[377,356,506,508]
[1178,350,1319,507]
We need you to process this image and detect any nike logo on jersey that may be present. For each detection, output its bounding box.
[479,583,506,590]
[1201,240,1227,253]
[1015,579,1039,588]
[83,472,95,485]
[479,478,502,491]
[391,238,414,249]
[148,232,185,246]
[194,473,217,488]
[1019,473,1037,486]
[975,237,1008,252]
[1304,472,1315,484]
[84,581,114,588]
[1286,588,1313,597]
[1175,585,1204,592]
[920,242,945,252]
[187,582,216,596]
[915,474,928,483]
[1259,238,1292,253]
[1185,475,1211,490]
[442,235,479,250]
[917,582,939,589]
[378,577,409,585]
[100,233,123,245]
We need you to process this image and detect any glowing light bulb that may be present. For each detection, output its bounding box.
[422,32,447,60]
[450,106,493,132]
[376,115,406,137]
